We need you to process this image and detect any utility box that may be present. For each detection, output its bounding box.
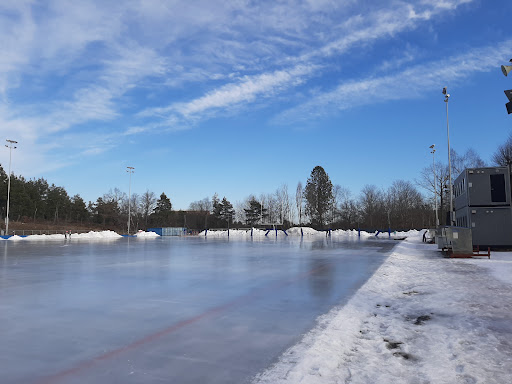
[437,226,473,255]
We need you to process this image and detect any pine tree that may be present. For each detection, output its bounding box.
[155,192,172,213]
[219,197,235,226]
[153,192,173,225]
[304,166,334,228]
[244,197,267,226]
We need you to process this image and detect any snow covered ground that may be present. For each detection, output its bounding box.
[253,232,512,384]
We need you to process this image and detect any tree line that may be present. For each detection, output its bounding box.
[2,137,508,233]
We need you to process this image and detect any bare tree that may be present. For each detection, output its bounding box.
[233,200,246,224]
[188,197,212,229]
[141,190,157,227]
[129,193,141,231]
[331,184,342,225]
[275,184,291,225]
[337,187,357,229]
[264,193,279,224]
[386,180,423,229]
[359,184,385,229]
[417,162,450,226]
[188,197,212,212]
[451,148,486,176]
[492,133,512,166]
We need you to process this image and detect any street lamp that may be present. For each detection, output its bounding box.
[5,140,17,236]
[430,144,439,227]
[126,166,135,235]
[442,87,454,226]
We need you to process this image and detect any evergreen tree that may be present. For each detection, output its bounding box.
[70,194,89,223]
[46,185,71,223]
[212,193,221,217]
[93,197,120,227]
[155,192,172,213]
[153,192,173,225]
[244,197,267,226]
[219,197,235,226]
[304,166,334,228]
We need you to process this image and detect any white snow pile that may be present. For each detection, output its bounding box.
[286,227,319,236]
[5,235,24,241]
[135,230,160,238]
[11,230,123,241]
[199,227,420,239]
[253,232,512,384]
[198,228,269,237]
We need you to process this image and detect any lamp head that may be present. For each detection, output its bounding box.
[442,87,447,95]
[502,64,512,77]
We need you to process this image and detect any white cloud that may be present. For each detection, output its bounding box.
[172,65,317,117]
[138,0,475,126]
[275,40,512,123]
[0,0,482,176]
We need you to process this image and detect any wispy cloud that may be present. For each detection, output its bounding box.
[0,0,481,177]
[142,64,318,120]
[275,40,512,123]
[139,0,475,127]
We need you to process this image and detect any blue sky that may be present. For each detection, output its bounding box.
[1,0,511,209]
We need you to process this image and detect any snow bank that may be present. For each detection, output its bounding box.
[73,230,122,239]
[285,227,319,236]
[11,230,123,241]
[254,231,512,384]
[198,228,269,237]
[7,235,24,241]
[199,227,420,240]
[135,230,160,238]
[24,234,65,241]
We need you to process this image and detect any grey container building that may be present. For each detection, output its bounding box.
[454,166,512,247]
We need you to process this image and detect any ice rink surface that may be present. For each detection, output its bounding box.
[0,236,395,383]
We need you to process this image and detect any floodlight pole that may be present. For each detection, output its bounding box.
[5,140,17,236]
[443,88,454,226]
[430,144,439,227]
[126,166,135,235]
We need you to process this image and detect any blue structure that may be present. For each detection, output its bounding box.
[147,227,187,236]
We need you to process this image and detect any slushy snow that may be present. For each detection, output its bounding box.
[252,232,512,384]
